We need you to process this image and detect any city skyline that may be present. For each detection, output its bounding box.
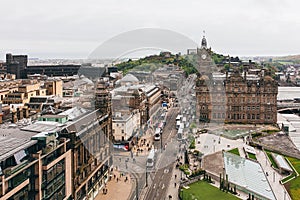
[1,0,300,59]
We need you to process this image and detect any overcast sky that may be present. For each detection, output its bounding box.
[1,0,300,59]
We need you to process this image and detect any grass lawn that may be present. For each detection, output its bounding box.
[265,151,278,169]
[248,153,257,160]
[228,148,240,156]
[285,157,300,200]
[180,181,240,200]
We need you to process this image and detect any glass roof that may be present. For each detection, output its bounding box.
[272,153,293,172]
[224,152,276,200]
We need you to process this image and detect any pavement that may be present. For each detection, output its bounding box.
[94,170,132,200]
[195,133,245,156]
[255,149,292,200]
[164,153,185,200]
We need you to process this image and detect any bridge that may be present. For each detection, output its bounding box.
[277,102,300,113]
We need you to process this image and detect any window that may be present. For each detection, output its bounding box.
[121,130,124,134]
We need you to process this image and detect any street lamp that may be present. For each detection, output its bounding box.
[134,177,139,200]
[161,134,163,152]
[146,166,148,187]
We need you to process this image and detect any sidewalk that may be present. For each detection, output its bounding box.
[94,170,133,200]
[255,149,292,200]
[164,150,185,200]
[131,128,154,156]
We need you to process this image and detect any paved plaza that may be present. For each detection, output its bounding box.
[94,170,132,200]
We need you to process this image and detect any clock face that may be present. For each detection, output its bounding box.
[201,54,207,60]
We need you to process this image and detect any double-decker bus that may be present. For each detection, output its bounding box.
[146,149,156,168]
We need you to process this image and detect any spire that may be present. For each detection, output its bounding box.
[201,30,207,49]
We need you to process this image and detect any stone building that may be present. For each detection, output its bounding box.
[0,105,112,200]
[0,126,72,200]
[6,54,28,79]
[196,70,278,124]
[195,35,278,125]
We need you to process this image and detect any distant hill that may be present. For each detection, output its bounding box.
[272,54,300,64]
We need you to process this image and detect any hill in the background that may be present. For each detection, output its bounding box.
[272,54,300,64]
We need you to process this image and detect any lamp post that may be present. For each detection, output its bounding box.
[146,166,148,187]
[135,177,139,200]
[161,133,163,152]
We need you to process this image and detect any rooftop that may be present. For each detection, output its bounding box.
[224,152,276,200]
[58,106,88,121]
[271,153,293,172]
[20,121,64,133]
[0,128,37,162]
[120,74,139,83]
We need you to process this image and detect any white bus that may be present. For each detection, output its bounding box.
[176,115,182,121]
[154,128,161,141]
[154,133,161,141]
[146,149,156,168]
[176,121,181,129]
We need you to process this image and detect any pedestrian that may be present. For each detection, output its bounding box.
[125,176,128,182]
[117,177,119,182]
[175,174,177,179]
[114,174,116,179]
[174,182,177,187]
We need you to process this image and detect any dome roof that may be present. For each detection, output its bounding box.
[120,74,139,83]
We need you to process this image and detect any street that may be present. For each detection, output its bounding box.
[143,107,180,200]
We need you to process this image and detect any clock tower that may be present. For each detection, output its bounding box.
[196,34,214,74]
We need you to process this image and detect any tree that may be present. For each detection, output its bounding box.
[224,64,230,72]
